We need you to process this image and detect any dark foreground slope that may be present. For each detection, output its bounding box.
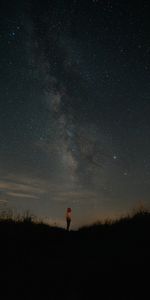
[1,211,150,300]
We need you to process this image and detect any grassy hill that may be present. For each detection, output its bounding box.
[1,210,150,299]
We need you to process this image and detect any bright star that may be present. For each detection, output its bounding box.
[9,32,16,38]
[113,155,117,160]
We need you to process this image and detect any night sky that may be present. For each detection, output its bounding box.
[0,0,150,228]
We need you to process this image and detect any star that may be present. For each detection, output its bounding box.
[9,31,16,39]
[113,155,117,160]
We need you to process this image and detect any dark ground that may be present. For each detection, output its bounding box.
[1,211,150,299]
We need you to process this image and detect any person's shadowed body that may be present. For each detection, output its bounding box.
[66,207,72,231]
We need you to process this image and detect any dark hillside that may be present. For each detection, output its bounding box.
[1,211,150,299]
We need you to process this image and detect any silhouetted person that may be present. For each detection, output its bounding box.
[66,207,72,231]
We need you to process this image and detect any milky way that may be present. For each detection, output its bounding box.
[0,0,150,227]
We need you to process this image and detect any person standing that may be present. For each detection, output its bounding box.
[66,207,72,231]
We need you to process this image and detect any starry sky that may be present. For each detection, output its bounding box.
[0,0,150,227]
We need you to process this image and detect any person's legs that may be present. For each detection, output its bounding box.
[66,218,71,231]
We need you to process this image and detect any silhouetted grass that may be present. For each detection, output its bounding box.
[1,209,150,299]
